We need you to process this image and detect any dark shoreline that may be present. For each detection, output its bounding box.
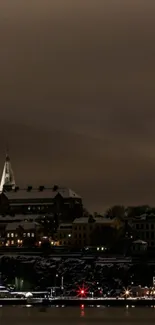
[1,298,155,307]
[42,298,155,307]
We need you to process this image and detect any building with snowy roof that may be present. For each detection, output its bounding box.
[6,221,40,247]
[131,239,148,255]
[72,216,121,248]
[131,213,155,249]
[0,154,83,222]
[57,223,72,246]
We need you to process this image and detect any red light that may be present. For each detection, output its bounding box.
[81,304,84,309]
[76,284,89,297]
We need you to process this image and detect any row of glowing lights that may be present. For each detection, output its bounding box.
[10,285,155,310]
[6,288,137,299]
[77,287,155,298]
[5,238,58,247]
[4,284,155,299]
[6,239,23,246]
[23,305,155,309]
[125,289,155,297]
[78,286,130,298]
[5,287,155,308]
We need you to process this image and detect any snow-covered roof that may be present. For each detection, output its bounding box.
[134,214,147,220]
[0,214,41,222]
[58,223,72,230]
[6,221,38,231]
[133,240,147,245]
[134,213,155,221]
[4,187,81,200]
[73,217,114,224]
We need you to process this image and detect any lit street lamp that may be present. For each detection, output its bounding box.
[123,288,131,299]
[90,291,94,298]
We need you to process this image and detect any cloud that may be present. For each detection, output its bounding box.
[0,0,155,211]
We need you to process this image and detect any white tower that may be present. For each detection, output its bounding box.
[0,154,16,192]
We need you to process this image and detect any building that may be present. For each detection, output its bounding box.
[0,154,83,222]
[132,214,155,248]
[5,221,39,246]
[4,187,82,219]
[0,153,15,192]
[57,223,72,246]
[131,239,148,255]
[71,216,121,248]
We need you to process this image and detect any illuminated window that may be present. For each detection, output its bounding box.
[31,233,34,237]
[11,233,14,238]
[7,233,10,238]
[23,233,26,237]
[11,240,14,245]
[27,233,30,237]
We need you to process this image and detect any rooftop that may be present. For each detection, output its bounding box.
[133,213,155,221]
[133,240,147,245]
[0,214,42,222]
[73,217,114,224]
[3,187,81,201]
[6,221,39,231]
[58,223,72,230]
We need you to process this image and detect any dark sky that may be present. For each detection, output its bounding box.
[0,1,155,212]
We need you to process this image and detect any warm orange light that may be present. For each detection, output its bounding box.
[123,288,131,297]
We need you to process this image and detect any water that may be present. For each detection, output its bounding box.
[0,307,155,324]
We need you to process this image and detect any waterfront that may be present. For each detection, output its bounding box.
[0,307,155,324]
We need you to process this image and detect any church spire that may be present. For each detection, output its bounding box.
[0,152,16,192]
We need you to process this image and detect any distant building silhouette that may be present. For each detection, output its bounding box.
[0,154,83,222]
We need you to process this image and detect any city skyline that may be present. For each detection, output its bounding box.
[1,1,155,211]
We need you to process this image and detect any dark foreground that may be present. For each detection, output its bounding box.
[0,307,155,324]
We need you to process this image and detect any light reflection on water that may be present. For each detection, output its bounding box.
[0,307,155,324]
